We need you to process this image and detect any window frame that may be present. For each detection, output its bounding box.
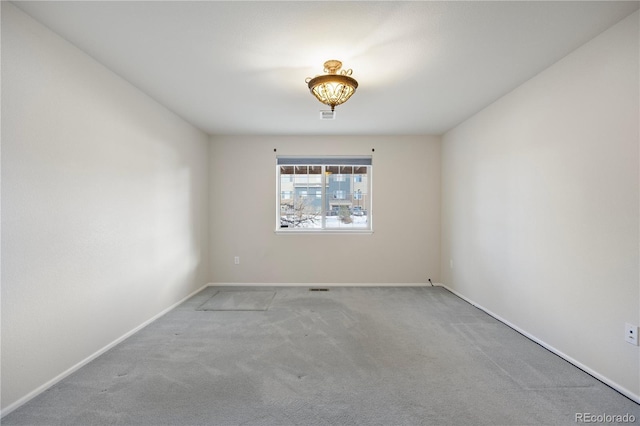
[276,156,373,234]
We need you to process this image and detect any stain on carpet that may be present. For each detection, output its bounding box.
[196,291,276,311]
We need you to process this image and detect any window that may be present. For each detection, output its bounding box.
[281,191,292,200]
[277,156,372,231]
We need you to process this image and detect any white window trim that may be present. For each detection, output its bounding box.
[275,156,373,234]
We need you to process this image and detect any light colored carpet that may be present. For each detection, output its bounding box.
[3,286,638,425]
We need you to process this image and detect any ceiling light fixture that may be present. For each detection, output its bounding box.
[305,60,358,112]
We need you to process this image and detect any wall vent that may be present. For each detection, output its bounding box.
[319,110,335,120]
[309,288,329,292]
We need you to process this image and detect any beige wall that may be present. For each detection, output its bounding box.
[441,11,639,400]
[209,135,441,284]
[1,4,210,413]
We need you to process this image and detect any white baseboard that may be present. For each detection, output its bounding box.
[207,282,432,287]
[438,284,640,405]
[1,283,210,418]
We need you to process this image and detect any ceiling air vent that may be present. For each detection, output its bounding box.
[320,110,335,120]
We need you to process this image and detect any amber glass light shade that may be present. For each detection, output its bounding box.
[306,60,358,111]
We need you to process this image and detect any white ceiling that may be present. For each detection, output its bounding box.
[13,1,639,136]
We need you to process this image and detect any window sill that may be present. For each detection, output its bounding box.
[275,229,373,235]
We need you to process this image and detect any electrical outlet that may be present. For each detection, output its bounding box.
[624,323,638,346]
[449,259,453,269]
[234,256,240,265]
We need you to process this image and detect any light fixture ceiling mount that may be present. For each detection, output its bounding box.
[305,60,358,111]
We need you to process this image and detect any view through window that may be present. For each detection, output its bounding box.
[277,157,372,231]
